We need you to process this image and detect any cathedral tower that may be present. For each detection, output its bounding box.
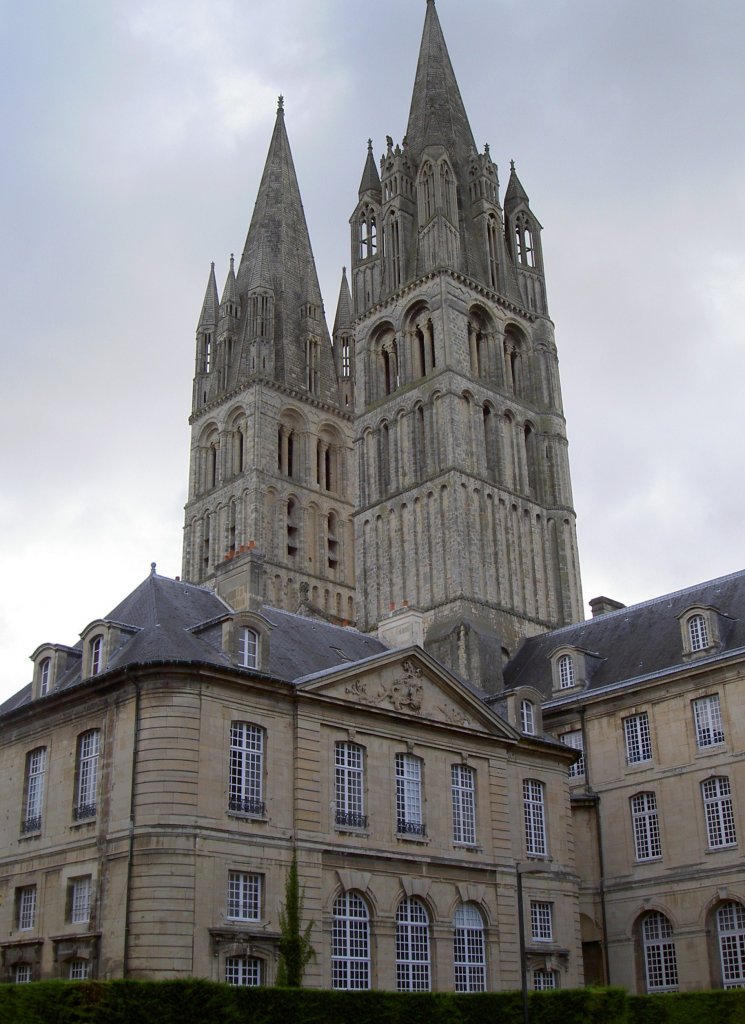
[182,99,356,621]
[349,0,583,688]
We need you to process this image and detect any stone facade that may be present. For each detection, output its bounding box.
[0,573,582,989]
[503,570,745,992]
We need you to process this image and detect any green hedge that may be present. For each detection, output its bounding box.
[0,982,744,1024]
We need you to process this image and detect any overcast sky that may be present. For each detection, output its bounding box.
[1,0,744,700]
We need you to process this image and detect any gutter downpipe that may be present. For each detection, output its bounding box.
[580,706,611,985]
[123,674,142,977]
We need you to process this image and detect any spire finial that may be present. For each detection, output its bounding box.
[510,159,516,172]
[367,138,373,151]
[277,94,284,114]
[150,562,157,576]
[230,253,235,271]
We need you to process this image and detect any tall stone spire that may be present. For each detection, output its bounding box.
[404,0,477,174]
[197,262,219,331]
[358,139,381,199]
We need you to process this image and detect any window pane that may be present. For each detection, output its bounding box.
[523,779,546,856]
[624,713,652,764]
[332,891,370,990]
[451,764,476,844]
[396,897,430,991]
[229,723,265,815]
[453,902,486,992]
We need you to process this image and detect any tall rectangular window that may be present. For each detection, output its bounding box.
[451,764,476,844]
[703,776,737,848]
[530,901,553,942]
[562,730,585,779]
[335,742,366,828]
[523,779,547,856]
[631,792,662,861]
[693,695,724,748]
[395,753,425,836]
[227,871,262,921]
[23,747,46,833]
[74,730,100,820]
[624,712,652,765]
[229,723,265,816]
[238,627,259,669]
[17,886,36,931]
[69,877,92,925]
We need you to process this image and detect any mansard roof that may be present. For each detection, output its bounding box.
[0,570,388,715]
[504,569,745,700]
[405,0,477,173]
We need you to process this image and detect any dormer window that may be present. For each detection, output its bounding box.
[238,627,259,670]
[688,614,709,652]
[90,636,103,676]
[678,606,720,657]
[39,658,51,696]
[558,654,575,689]
[520,699,535,735]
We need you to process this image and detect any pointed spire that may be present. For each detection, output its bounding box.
[405,0,476,169]
[236,99,324,317]
[197,261,219,330]
[358,139,381,199]
[504,160,530,208]
[333,267,353,334]
[220,253,238,307]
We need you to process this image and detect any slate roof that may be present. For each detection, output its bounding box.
[0,571,388,716]
[504,569,745,700]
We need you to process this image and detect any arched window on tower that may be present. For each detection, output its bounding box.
[486,215,499,289]
[358,215,368,260]
[306,337,320,395]
[369,215,377,254]
[286,499,298,558]
[419,162,435,223]
[515,213,536,267]
[327,510,339,571]
[202,333,212,373]
[483,405,498,480]
[440,161,455,220]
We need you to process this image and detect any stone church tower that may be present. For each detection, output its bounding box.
[182,0,583,690]
[182,98,357,622]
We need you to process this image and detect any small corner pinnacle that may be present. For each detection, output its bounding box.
[150,562,157,576]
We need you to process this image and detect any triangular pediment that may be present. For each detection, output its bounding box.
[298,648,518,740]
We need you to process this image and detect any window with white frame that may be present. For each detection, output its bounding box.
[520,699,535,734]
[332,891,370,990]
[717,901,745,989]
[631,791,662,861]
[451,764,476,845]
[624,712,652,765]
[641,912,678,992]
[530,901,553,942]
[17,886,36,931]
[453,902,486,992]
[74,730,100,820]
[693,694,724,748]
[225,956,262,986]
[523,779,547,856]
[22,747,46,834]
[68,959,89,980]
[396,897,430,991]
[229,722,265,816]
[395,753,425,836]
[227,871,262,921]
[238,627,259,669]
[533,969,558,990]
[702,776,737,849]
[13,964,32,984]
[70,876,92,925]
[39,658,51,696]
[688,613,709,652]
[562,730,585,779]
[335,742,366,828]
[558,654,575,689]
[90,635,103,675]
